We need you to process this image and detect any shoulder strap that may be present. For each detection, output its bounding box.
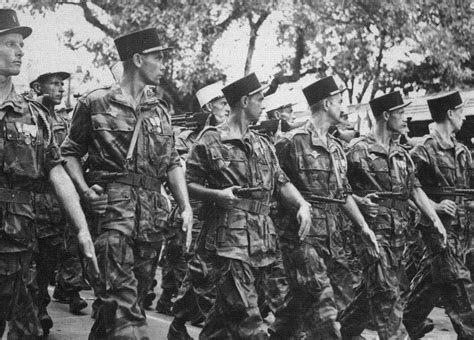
[125,109,145,165]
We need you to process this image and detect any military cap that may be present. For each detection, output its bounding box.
[0,9,31,39]
[196,81,224,108]
[29,70,70,89]
[427,91,464,122]
[303,76,346,107]
[114,28,172,61]
[264,93,296,113]
[369,91,411,117]
[222,73,269,106]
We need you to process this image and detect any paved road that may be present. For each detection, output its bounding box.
[2,286,458,339]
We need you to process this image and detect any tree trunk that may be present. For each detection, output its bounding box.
[244,11,270,75]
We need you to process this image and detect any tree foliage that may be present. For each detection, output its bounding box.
[16,0,474,110]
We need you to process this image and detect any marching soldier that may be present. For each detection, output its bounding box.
[403,91,474,339]
[0,9,97,338]
[60,28,193,338]
[185,72,312,339]
[274,76,378,339]
[338,91,447,339]
[165,82,229,336]
[29,69,88,334]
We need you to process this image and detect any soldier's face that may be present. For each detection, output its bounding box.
[246,92,264,122]
[279,106,295,124]
[0,33,24,77]
[326,94,344,124]
[37,75,65,105]
[138,51,165,85]
[387,108,408,134]
[210,97,229,124]
[450,107,465,132]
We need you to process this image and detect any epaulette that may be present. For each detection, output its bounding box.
[80,86,112,100]
[195,125,218,142]
[346,135,368,149]
[279,127,308,140]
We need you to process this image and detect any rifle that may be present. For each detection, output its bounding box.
[355,191,408,202]
[299,191,346,204]
[171,112,215,132]
[423,187,474,198]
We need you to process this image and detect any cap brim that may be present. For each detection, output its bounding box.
[248,83,270,96]
[329,87,347,96]
[0,26,32,39]
[388,101,411,112]
[142,46,174,54]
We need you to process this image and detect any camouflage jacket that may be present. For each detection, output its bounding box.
[0,86,63,252]
[346,133,420,242]
[186,121,289,266]
[275,121,350,241]
[61,84,180,242]
[410,129,473,229]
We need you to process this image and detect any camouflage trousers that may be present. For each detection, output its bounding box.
[200,255,293,340]
[279,239,342,340]
[172,249,217,323]
[339,231,407,340]
[0,251,43,339]
[56,230,87,295]
[404,225,474,339]
[88,230,161,340]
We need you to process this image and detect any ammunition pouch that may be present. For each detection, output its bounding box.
[233,199,271,215]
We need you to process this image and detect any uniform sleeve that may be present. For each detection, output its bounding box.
[410,144,435,188]
[60,97,91,158]
[166,136,181,172]
[266,140,289,184]
[275,137,297,182]
[186,141,210,185]
[44,139,66,174]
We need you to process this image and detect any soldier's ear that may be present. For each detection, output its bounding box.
[132,53,142,68]
[382,110,390,122]
[240,95,249,108]
[446,109,454,121]
[203,103,213,113]
[31,82,42,95]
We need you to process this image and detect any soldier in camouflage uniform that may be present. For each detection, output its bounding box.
[0,9,98,339]
[338,91,446,340]
[403,91,474,339]
[29,70,88,334]
[183,73,312,339]
[60,28,193,339]
[158,81,228,318]
[274,76,379,339]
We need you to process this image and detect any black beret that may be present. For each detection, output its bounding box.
[303,76,346,107]
[427,91,464,122]
[222,73,269,106]
[114,28,172,61]
[0,9,31,39]
[369,91,411,117]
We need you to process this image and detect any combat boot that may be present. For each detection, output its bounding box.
[52,286,71,304]
[167,318,193,340]
[156,289,174,315]
[69,292,88,314]
[408,318,434,339]
[38,308,53,336]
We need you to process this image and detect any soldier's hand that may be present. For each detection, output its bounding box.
[433,220,447,248]
[83,184,108,215]
[465,200,474,212]
[361,225,380,259]
[297,201,312,240]
[215,186,241,209]
[435,199,457,217]
[360,193,379,219]
[77,229,100,280]
[181,206,194,251]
